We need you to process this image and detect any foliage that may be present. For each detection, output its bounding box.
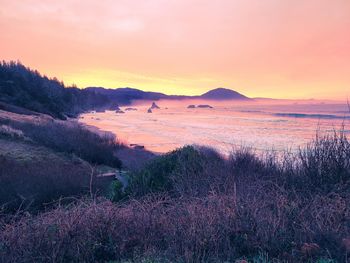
[126,145,227,197]
[108,180,125,202]
[5,119,123,168]
[0,128,349,262]
[0,61,113,119]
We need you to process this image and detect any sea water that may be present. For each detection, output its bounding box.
[79,100,350,155]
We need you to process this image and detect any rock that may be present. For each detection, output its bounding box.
[115,110,125,114]
[150,102,160,109]
[197,104,213,108]
[147,108,152,113]
[187,105,196,108]
[301,243,320,257]
[115,106,121,111]
[125,107,137,111]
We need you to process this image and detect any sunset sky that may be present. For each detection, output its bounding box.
[1,0,350,99]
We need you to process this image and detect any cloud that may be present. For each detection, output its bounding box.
[1,0,349,99]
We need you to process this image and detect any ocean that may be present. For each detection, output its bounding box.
[79,100,350,155]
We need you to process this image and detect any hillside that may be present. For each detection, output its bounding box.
[0,61,116,119]
[88,87,252,102]
[85,87,168,104]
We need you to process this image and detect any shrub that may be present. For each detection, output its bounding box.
[0,156,91,212]
[0,195,237,263]
[7,120,123,168]
[298,130,350,192]
[127,145,229,198]
[107,180,125,202]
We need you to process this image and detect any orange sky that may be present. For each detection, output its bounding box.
[1,0,350,99]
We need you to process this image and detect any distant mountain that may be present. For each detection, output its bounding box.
[200,88,250,100]
[0,61,252,119]
[85,87,168,105]
[88,87,251,102]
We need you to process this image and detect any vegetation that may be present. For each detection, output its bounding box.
[0,61,115,119]
[0,152,90,212]
[0,129,349,262]
[0,117,123,213]
[7,119,123,168]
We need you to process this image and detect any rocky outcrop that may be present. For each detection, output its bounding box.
[115,110,125,114]
[197,104,213,108]
[187,105,196,108]
[147,108,152,113]
[150,102,160,109]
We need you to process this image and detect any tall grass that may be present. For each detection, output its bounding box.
[0,131,349,262]
[3,119,123,168]
[0,119,123,213]
[0,156,91,212]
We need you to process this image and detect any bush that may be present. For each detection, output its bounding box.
[7,120,123,168]
[127,145,228,198]
[107,180,125,202]
[298,131,350,192]
[0,195,237,263]
[0,156,91,212]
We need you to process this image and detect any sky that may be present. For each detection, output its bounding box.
[1,0,350,99]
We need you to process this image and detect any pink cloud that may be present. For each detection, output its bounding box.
[1,0,349,99]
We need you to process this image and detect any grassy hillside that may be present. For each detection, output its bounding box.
[0,110,124,211]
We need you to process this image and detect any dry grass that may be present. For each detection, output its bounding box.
[0,131,349,262]
[0,118,123,168]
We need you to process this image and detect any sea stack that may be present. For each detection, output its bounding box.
[197,104,213,108]
[150,102,160,109]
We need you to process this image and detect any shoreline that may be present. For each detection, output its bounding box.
[76,111,167,156]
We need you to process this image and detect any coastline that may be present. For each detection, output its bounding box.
[74,114,158,170]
